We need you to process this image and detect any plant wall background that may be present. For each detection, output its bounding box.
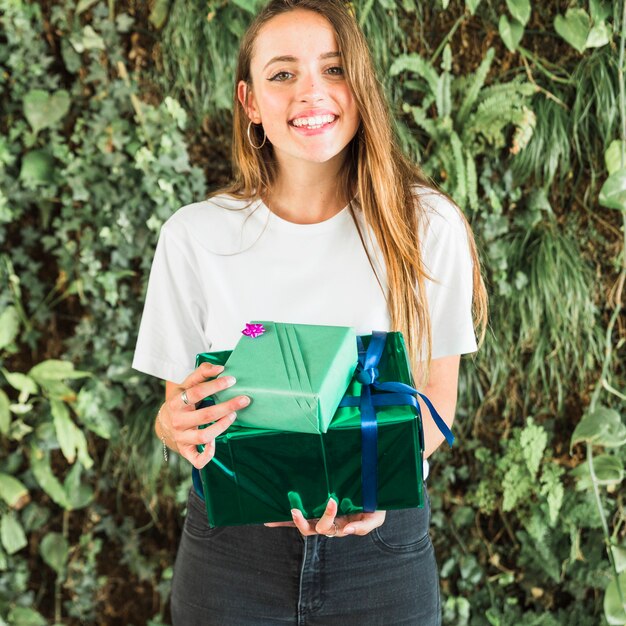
[0,0,624,625]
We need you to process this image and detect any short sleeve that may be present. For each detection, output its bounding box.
[132,222,209,384]
[419,191,478,360]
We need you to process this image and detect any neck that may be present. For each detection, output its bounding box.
[265,154,350,224]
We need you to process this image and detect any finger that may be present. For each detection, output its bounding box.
[343,511,386,536]
[181,362,225,390]
[173,396,250,430]
[264,521,297,527]
[172,410,237,445]
[180,374,240,408]
[314,497,339,536]
[180,438,215,469]
[291,509,317,536]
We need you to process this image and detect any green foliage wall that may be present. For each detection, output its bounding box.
[0,0,624,624]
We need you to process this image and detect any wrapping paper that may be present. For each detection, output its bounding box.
[195,332,426,527]
[210,322,357,434]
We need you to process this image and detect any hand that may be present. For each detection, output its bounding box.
[265,497,386,538]
[159,362,250,469]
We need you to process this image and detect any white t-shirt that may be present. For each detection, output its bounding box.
[132,187,477,385]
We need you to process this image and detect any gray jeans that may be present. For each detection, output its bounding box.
[171,487,441,625]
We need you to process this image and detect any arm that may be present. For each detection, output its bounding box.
[419,354,461,459]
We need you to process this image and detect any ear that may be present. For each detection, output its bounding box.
[237,81,262,124]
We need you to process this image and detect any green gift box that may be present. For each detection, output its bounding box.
[194,331,429,527]
[211,321,358,434]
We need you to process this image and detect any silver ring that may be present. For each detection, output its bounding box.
[181,390,191,406]
[325,522,338,538]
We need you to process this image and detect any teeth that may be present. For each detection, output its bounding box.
[292,114,336,128]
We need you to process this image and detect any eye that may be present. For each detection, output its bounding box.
[268,71,293,82]
[326,66,345,76]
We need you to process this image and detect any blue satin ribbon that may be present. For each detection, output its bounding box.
[338,331,454,512]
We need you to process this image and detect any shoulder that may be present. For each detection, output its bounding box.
[160,193,267,253]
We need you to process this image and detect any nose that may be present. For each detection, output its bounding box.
[296,70,325,103]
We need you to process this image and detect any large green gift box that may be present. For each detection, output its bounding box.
[194,331,432,527]
[211,321,357,434]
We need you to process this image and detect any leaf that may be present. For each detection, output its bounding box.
[75,0,101,15]
[29,359,90,383]
[23,89,70,135]
[0,307,19,350]
[554,9,591,53]
[19,150,55,186]
[604,571,626,625]
[0,512,27,554]
[389,54,440,96]
[571,454,624,489]
[0,473,29,508]
[590,0,611,23]
[149,0,171,29]
[499,15,524,52]
[40,532,69,574]
[51,399,92,468]
[506,0,531,26]
[586,22,612,48]
[230,0,259,14]
[612,545,626,574]
[6,607,47,626]
[81,25,105,51]
[2,369,38,398]
[0,389,9,435]
[571,407,626,449]
[64,462,94,509]
[606,141,626,175]
[465,0,481,14]
[599,168,626,211]
[29,447,70,509]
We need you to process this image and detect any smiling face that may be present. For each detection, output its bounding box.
[238,9,361,173]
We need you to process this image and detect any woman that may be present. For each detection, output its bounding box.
[133,0,487,623]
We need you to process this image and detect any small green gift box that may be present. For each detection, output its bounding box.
[194,332,445,527]
[210,321,357,434]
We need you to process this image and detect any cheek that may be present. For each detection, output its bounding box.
[257,90,288,126]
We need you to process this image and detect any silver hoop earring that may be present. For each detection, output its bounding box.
[247,121,267,149]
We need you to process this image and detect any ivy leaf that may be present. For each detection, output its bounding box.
[2,369,38,400]
[554,9,591,53]
[571,407,626,450]
[230,0,260,14]
[75,0,100,15]
[506,0,531,26]
[29,359,91,384]
[0,306,19,350]
[586,21,612,48]
[19,150,55,186]
[590,0,611,23]
[40,532,69,575]
[605,141,626,175]
[499,15,524,52]
[0,389,10,435]
[0,473,29,508]
[51,399,93,468]
[465,0,481,15]
[6,607,47,626]
[23,89,70,135]
[64,462,94,510]
[571,454,624,489]
[29,447,70,509]
[599,168,626,211]
[604,571,626,625]
[0,512,27,554]
[149,0,171,29]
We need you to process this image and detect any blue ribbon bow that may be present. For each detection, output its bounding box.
[338,331,454,512]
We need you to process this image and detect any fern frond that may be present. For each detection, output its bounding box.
[450,131,467,207]
[456,47,495,126]
[466,150,478,212]
[389,54,439,96]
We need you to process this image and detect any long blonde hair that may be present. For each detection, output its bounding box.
[218,0,487,382]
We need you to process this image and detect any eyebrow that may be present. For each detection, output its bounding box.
[263,51,342,71]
